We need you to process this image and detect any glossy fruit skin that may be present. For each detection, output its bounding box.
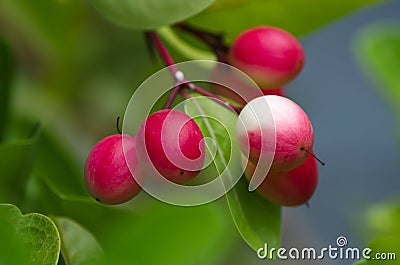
[229,26,305,88]
[245,155,318,206]
[237,95,314,172]
[84,134,141,205]
[136,109,205,184]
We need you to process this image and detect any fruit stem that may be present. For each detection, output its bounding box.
[174,22,229,62]
[180,86,242,113]
[148,30,241,113]
[148,31,183,109]
[116,116,122,134]
[179,89,192,99]
[185,82,242,113]
[300,147,326,166]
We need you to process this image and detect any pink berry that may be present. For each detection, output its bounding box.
[229,26,305,88]
[84,134,141,205]
[245,154,318,206]
[237,95,314,172]
[136,109,205,184]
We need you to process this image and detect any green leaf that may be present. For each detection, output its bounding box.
[0,204,60,265]
[0,124,40,205]
[188,0,383,42]
[100,201,235,265]
[0,40,13,142]
[85,0,215,30]
[184,94,242,184]
[0,216,30,265]
[354,23,400,112]
[52,217,103,265]
[226,178,281,251]
[184,95,281,251]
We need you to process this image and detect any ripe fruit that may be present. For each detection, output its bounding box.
[236,95,314,172]
[245,155,318,206]
[228,26,305,88]
[136,109,205,183]
[84,134,141,205]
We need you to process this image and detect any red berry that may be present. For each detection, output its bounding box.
[136,109,205,184]
[84,134,141,205]
[237,95,314,171]
[245,155,318,206]
[229,26,305,88]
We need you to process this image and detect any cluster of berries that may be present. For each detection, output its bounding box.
[84,109,205,204]
[225,26,319,206]
[84,25,321,207]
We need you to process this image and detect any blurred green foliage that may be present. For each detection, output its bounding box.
[0,40,12,141]
[355,22,400,121]
[188,0,384,42]
[352,200,400,265]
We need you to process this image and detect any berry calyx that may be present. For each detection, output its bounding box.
[136,109,205,183]
[237,95,314,172]
[84,134,141,205]
[245,154,318,206]
[228,26,305,88]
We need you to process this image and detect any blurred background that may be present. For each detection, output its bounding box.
[0,0,399,264]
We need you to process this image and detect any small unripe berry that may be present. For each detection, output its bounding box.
[136,109,205,183]
[237,95,314,172]
[245,155,318,206]
[229,26,305,88]
[84,134,141,205]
